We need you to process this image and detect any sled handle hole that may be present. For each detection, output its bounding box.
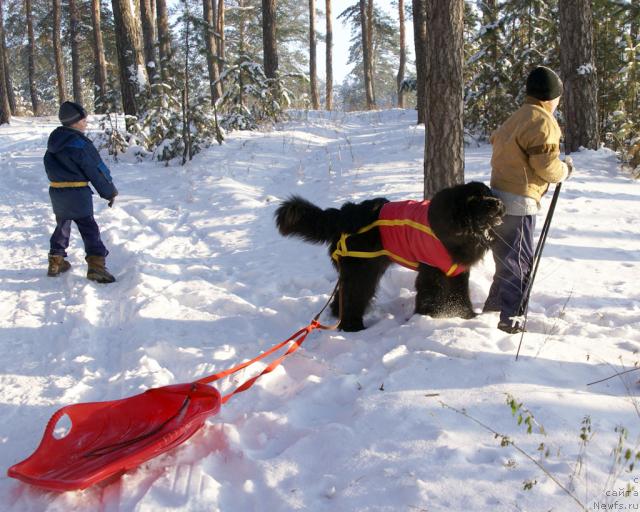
[52,413,72,439]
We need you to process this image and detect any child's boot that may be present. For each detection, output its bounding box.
[86,255,116,283]
[47,255,71,277]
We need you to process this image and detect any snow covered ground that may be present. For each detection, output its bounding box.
[1,109,640,511]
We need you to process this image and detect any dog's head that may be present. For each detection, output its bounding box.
[430,181,505,250]
[462,182,505,241]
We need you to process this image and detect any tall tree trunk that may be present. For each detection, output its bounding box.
[204,0,222,102]
[423,0,464,197]
[0,0,10,123]
[156,0,172,83]
[397,0,406,108]
[216,0,225,72]
[359,0,374,109]
[0,0,12,114]
[140,0,158,83]
[69,0,82,104]
[262,0,278,79]
[412,0,426,123]
[367,0,374,104]
[325,0,333,110]
[25,0,40,115]
[91,0,108,112]
[111,0,147,118]
[53,0,66,103]
[308,0,319,109]
[182,9,192,165]
[559,0,599,153]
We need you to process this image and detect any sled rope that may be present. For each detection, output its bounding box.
[331,219,460,276]
[197,279,341,404]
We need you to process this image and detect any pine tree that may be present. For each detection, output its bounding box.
[69,0,83,104]
[396,0,406,108]
[53,0,66,103]
[25,0,40,115]
[111,0,148,120]
[338,2,400,110]
[325,0,333,110]
[424,0,465,196]
[0,0,9,123]
[262,0,278,79]
[91,0,109,112]
[411,0,426,123]
[464,0,514,137]
[308,0,320,109]
[559,0,599,153]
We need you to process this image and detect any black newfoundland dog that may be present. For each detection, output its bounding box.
[275,181,505,331]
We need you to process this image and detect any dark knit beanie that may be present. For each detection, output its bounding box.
[58,101,87,126]
[526,66,563,101]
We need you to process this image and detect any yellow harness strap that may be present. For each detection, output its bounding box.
[49,181,89,188]
[331,219,460,276]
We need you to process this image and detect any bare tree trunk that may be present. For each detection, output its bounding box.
[217,0,225,71]
[238,0,246,106]
[308,0,319,109]
[53,0,66,103]
[366,0,374,104]
[69,0,82,104]
[140,0,158,83]
[25,0,40,115]
[0,0,13,114]
[156,0,172,83]
[204,0,222,102]
[325,0,333,110]
[0,0,10,123]
[423,0,465,197]
[262,0,278,79]
[182,11,192,165]
[111,0,147,118]
[397,0,406,108]
[412,0,426,123]
[359,0,374,109]
[91,0,108,112]
[559,0,599,153]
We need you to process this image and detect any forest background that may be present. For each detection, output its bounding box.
[0,0,637,175]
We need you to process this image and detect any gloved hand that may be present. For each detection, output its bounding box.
[108,188,118,208]
[563,156,575,179]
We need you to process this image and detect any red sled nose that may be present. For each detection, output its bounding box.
[7,383,221,492]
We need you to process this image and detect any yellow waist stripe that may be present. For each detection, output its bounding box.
[49,181,89,188]
[331,219,458,276]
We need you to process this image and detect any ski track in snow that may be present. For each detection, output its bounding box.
[1,111,640,511]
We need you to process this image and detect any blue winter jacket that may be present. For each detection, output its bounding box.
[44,127,117,220]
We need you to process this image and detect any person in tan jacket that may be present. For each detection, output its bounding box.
[484,66,573,333]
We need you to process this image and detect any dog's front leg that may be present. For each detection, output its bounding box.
[414,264,475,319]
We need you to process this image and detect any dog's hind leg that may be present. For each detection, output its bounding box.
[414,264,475,319]
[332,257,389,331]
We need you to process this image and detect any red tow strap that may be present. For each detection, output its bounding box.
[197,319,328,404]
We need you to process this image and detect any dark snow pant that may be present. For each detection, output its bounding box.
[50,215,109,258]
[485,214,536,325]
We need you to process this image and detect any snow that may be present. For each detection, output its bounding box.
[1,109,640,511]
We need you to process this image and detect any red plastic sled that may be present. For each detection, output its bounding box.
[7,320,323,492]
[7,383,221,491]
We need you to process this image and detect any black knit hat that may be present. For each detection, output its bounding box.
[526,66,563,101]
[58,101,87,126]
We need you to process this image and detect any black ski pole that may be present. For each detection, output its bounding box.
[515,182,562,360]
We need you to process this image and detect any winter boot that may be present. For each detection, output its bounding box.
[47,255,71,277]
[86,255,116,284]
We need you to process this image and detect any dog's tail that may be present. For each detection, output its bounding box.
[275,196,343,244]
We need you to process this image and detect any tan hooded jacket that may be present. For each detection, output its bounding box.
[490,97,567,203]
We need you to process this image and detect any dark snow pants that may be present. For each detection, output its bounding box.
[50,215,109,258]
[484,214,536,325]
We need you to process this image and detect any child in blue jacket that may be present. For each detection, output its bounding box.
[45,101,118,283]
